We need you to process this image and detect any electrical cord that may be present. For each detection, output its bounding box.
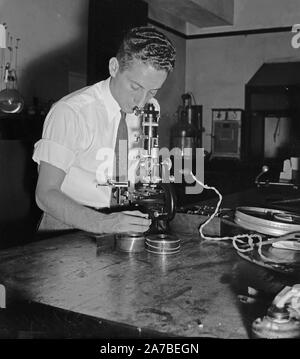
[189,172,291,264]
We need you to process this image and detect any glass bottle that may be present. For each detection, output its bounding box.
[0,63,24,114]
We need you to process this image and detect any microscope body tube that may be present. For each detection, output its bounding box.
[139,103,161,184]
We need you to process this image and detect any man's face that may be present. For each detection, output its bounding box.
[109,58,168,113]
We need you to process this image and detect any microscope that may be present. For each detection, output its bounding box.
[97,102,178,253]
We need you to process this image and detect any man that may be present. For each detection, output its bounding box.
[33,26,176,234]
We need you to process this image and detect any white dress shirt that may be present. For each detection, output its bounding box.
[33,77,159,230]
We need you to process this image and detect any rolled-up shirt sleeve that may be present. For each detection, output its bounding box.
[32,102,84,173]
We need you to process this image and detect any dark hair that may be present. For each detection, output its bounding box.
[116,26,176,73]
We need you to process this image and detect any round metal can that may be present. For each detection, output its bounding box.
[145,233,180,255]
[115,233,145,253]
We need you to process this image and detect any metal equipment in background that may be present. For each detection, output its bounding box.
[170,93,203,155]
[169,93,203,202]
[211,108,243,159]
[97,102,178,253]
[255,163,300,190]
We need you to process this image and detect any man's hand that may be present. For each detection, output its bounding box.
[273,284,300,319]
[36,161,151,234]
[100,210,151,234]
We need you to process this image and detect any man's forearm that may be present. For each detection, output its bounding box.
[36,188,105,233]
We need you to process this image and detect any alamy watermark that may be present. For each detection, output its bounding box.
[291,24,300,49]
[95,144,205,195]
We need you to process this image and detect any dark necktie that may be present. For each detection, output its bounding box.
[114,110,128,182]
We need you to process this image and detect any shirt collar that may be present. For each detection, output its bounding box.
[102,77,121,121]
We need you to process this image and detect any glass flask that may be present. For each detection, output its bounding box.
[0,88,24,113]
[0,66,24,114]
